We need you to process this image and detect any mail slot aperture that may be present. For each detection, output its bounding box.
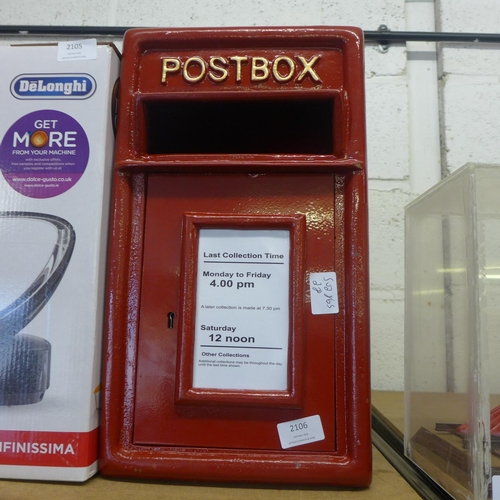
[144,96,334,155]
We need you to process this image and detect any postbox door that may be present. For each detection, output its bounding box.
[133,172,339,452]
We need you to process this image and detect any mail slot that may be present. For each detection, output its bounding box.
[100,27,371,486]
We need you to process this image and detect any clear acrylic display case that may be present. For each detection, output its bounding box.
[405,163,500,500]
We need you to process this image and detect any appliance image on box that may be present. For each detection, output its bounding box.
[0,212,75,406]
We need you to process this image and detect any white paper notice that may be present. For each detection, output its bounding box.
[57,39,97,61]
[193,228,290,391]
[493,476,500,500]
[277,415,325,449]
[309,272,339,314]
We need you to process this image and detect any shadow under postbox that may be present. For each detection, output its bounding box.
[100,27,371,486]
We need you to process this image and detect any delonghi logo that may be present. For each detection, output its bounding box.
[10,74,96,100]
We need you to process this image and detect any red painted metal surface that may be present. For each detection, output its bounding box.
[100,26,371,486]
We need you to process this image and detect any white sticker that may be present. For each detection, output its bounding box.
[309,272,339,314]
[277,415,325,449]
[57,39,97,62]
[493,476,500,500]
[193,228,290,391]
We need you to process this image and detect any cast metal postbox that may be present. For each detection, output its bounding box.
[100,27,371,486]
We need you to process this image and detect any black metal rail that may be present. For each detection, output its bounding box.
[365,30,500,44]
[0,26,500,44]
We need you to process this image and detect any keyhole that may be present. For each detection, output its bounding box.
[167,312,175,329]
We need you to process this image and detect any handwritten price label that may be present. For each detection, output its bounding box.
[309,272,339,315]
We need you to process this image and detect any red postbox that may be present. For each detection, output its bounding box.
[100,26,371,486]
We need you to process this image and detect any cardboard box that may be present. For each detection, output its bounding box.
[0,42,120,481]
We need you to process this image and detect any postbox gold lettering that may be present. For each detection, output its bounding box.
[272,56,296,83]
[160,54,322,85]
[208,56,229,83]
[183,57,206,83]
[296,55,322,83]
[228,56,248,83]
[251,57,270,82]
[161,58,181,82]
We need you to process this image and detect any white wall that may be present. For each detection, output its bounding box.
[437,0,500,175]
[0,0,498,391]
